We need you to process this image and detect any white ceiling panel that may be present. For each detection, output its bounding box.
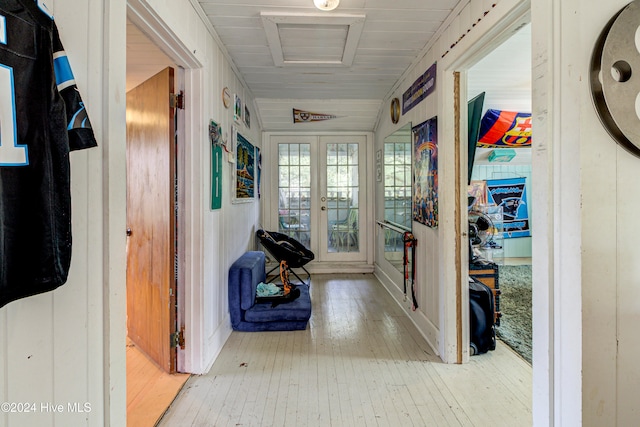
[195,0,466,130]
[261,12,365,66]
[127,2,532,134]
[256,98,382,131]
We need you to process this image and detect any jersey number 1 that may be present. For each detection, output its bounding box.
[0,15,29,166]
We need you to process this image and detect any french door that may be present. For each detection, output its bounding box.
[271,134,367,263]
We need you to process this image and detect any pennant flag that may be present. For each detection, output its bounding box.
[293,108,338,123]
[477,109,532,148]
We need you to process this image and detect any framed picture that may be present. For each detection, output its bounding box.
[233,132,255,203]
[412,116,438,228]
[243,105,251,128]
[256,147,261,199]
[234,94,242,123]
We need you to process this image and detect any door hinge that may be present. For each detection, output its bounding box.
[170,326,185,349]
[170,91,185,110]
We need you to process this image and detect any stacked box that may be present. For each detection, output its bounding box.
[469,261,501,326]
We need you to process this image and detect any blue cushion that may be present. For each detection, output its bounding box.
[228,251,311,332]
[232,319,309,332]
[229,251,265,310]
[244,285,311,322]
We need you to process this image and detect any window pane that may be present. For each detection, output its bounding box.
[279,144,289,165]
[328,142,359,253]
[278,143,311,247]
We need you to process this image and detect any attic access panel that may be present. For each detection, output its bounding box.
[261,12,365,67]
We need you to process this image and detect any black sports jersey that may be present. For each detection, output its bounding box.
[0,0,97,307]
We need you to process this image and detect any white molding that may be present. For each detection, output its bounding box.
[374,266,440,357]
[435,0,532,365]
[126,0,201,69]
[126,0,206,374]
[261,12,365,67]
[201,316,232,375]
[103,0,128,424]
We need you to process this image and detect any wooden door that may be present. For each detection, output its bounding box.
[126,67,177,373]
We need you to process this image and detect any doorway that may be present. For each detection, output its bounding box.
[125,18,190,427]
[466,22,533,364]
[268,134,369,265]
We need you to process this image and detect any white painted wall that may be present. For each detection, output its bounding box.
[374,0,531,363]
[533,0,640,425]
[0,0,127,425]
[4,0,639,425]
[126,0,263,376]
[0,0,261,425]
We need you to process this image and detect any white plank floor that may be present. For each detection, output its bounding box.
[159,274,532,427]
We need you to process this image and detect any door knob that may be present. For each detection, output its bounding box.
[126,228,132,236]
[321,206,327,211]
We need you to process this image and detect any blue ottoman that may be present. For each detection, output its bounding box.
[228,251,311,331]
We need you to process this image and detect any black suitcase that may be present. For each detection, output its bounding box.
[469,278,496,355]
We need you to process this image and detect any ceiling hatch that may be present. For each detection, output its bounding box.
[261,12,365,67]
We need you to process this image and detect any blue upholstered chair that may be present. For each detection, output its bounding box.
[228,251,311,332]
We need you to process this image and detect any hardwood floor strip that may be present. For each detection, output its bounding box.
[126,340,190,427]
[158,274,532,427]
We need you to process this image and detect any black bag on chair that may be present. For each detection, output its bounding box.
[469,278,496,355]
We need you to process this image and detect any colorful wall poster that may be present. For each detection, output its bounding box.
[485,177,530,238]
[235,132,255,201]
[412,116,438,228]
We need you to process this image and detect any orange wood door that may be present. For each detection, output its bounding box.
[126,67,177,373]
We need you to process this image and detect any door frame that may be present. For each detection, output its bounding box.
[263,131,375,273]
[441,0,547,420]
[126,0,202,373]
[318,135,368,263]
[438,0,531,364]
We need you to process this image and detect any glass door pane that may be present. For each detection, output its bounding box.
[278,143,311,247]
[271,134,366,263]
[319,135,366,262]
[326,143,359,253]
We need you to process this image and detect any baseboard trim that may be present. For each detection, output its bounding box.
[374,265,441,359]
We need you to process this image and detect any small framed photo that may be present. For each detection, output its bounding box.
[234,94,242,123]
[243,105,251,129]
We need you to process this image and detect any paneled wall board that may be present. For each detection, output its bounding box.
[0,0,121,424]
[1,0,263,424]
[577,1,640,424]
[374,0,531,363]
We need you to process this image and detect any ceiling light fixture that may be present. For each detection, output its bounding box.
[313,0,340,11]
